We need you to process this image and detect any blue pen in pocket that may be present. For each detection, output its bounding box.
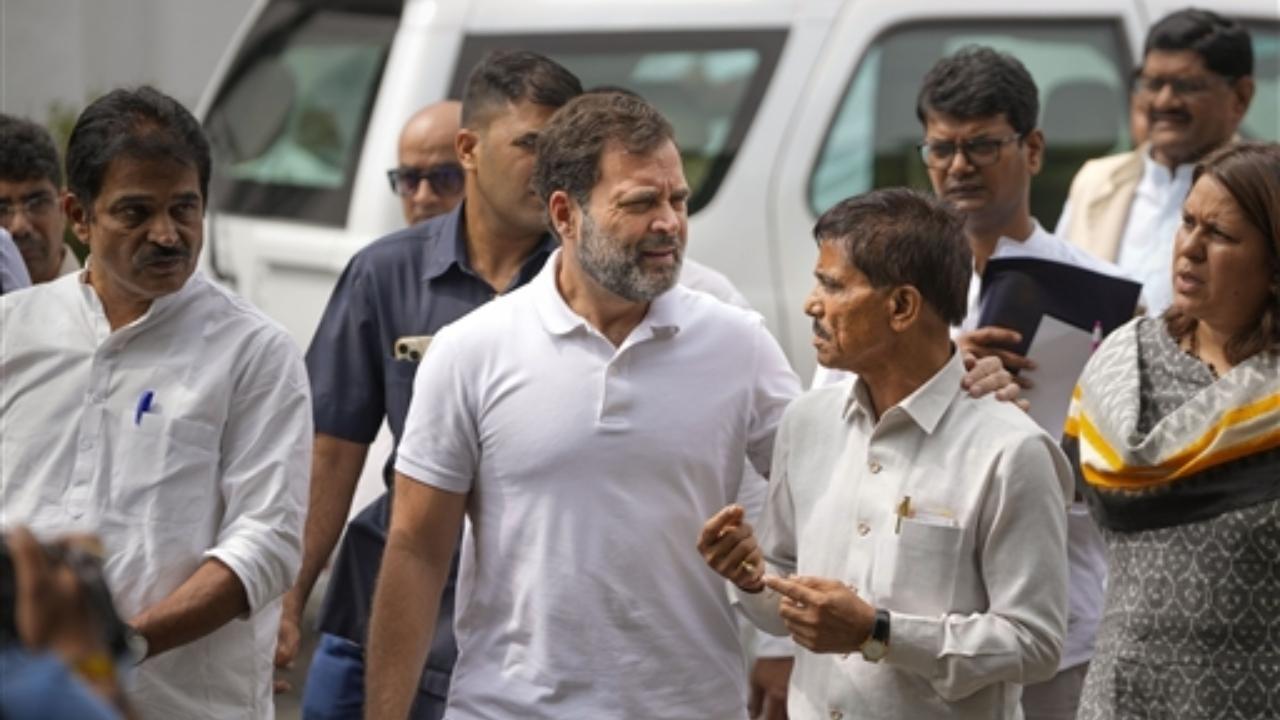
[134,390,155,425]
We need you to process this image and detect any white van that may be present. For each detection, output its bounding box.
[198,0,1278,380]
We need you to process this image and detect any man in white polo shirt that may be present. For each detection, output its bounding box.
[363,92,801,719]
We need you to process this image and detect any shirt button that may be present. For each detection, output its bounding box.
[868,459,882,474]
[857,522,871,536]
[829,711,844,720]
[78,437,93,451]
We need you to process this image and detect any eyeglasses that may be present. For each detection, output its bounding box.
[0,192,58,225]
[917,134,1023,169]
[1131,72,1228,98]
[386,163,464,198]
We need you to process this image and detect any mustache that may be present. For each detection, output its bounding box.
[1149,109,1191,125]
[637,235,681,254]
[135,242,191,266]
[812,319,831,340]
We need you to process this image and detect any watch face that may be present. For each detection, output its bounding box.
[861,639,887,662]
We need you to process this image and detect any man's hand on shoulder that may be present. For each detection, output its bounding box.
[958,327,1036,381]
[961,352,1030,411]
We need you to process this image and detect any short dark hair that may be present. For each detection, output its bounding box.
[66,86,211,213]
[814,188,971,326]
[1145,8,1253,80]
[1166,141,1280,362]
[0,114,62,187]
[460,50,582,129]
[532,92,675,208]
[916,46,1040,135]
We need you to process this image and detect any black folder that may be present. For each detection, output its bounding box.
[977,257,1143,358]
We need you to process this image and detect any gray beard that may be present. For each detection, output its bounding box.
[577,213,682,303]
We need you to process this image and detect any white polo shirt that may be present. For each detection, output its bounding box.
[395,250,802,720]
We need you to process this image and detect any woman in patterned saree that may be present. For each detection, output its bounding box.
[1066,141,1280,720]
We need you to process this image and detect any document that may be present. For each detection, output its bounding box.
[1021,314,1095,437]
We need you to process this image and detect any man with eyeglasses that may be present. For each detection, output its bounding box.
[1057,8,1254,316]
[273,53,582,720]
[0,114,80,284]
[387,101,465,226]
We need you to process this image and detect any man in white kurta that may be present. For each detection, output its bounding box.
[0,87,310,719]
[702,188,1072,720]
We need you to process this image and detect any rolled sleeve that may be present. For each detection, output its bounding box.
[882,433,1070,700]
[394,326,478,494]
[205,330,313,614]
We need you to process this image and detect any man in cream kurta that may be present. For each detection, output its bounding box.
[700,188,1071,720]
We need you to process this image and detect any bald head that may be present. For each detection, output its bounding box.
[394,100,463,225]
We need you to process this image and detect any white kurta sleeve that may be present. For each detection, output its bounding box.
[203,329,313,614]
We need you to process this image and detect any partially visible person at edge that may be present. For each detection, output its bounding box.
[1066,142,1280,719]
[0,86,312,719]
[701,188,1072,719]
[0,227,32,294]
[0,114,80,283]
[273,56,579,720]
[1,528,127,720]
[1057,8,1254,316]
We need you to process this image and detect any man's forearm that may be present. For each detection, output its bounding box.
[284,434,369,617]
[130,558,249,659]
[364,529,449,719]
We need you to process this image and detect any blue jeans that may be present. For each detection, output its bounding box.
[302,634,447,720]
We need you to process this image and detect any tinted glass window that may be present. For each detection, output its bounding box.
[204,0,399,226]
[1242,21,1279,141]
[810,21,1133,224]
[451,31,786,214]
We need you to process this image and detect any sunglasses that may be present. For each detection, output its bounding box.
[386,163,465,198]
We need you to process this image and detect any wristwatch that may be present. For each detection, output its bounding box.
[859,608,891,662]
[125,624,149,665]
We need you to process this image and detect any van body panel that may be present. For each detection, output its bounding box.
[198,0,1278,368]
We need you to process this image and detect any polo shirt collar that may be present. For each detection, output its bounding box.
[843,347,964,434]
[532,249,683,340]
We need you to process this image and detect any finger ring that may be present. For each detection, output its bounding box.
[739,560,756,573]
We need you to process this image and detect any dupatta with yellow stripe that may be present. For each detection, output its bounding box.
[1064,318,1280,531]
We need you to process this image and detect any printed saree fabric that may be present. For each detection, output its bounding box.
[1065,317,1280,531]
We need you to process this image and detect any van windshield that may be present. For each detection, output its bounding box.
[450,31,786,214]
[204,0,399,226]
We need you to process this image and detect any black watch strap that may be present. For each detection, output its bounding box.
[871,608,891,644]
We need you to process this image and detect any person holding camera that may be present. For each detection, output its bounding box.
[1,528,128,719]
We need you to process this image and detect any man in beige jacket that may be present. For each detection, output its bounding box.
[1057,8,1253,315]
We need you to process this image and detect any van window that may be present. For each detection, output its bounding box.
[204,0,399,227]
[1242,21,1279,141]
[450,31,787,214]
[809,21,1132,224]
